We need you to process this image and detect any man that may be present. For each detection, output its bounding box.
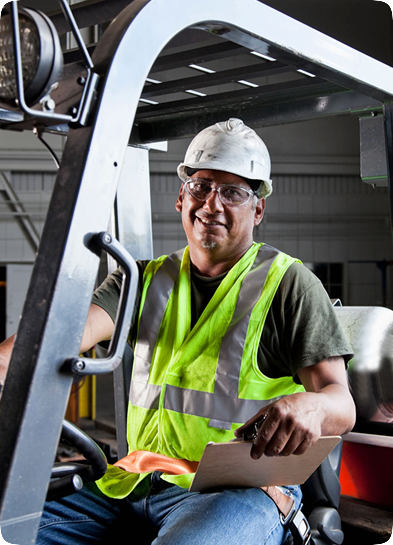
[0,118,355,545]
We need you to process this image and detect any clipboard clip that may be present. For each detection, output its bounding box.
[242,414,267,441]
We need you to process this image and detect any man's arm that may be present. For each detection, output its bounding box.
[0,303,114,387]
[80,303,115,352]
[0,334,16,386]
[234,356,356,459]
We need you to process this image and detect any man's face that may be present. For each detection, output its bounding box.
[175,170,265,266]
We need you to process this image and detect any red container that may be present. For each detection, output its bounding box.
[340,439,393,509]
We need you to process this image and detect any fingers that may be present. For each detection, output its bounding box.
[234,409,267,441]
[251,418,316,459]
[250,411,292,459]
[234,397,321,459]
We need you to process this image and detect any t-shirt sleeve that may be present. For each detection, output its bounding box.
[258,262,354,382]
[91,260,150,344]
[91,268,123,323]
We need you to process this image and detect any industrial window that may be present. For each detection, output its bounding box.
[306,262,344,302]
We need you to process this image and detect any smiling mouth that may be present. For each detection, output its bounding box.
[196,215,226,228]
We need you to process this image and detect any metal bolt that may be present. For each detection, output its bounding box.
[103,233,112,244]
[75,360,85,371]
[77,76,86,86]
[42,98,56,112]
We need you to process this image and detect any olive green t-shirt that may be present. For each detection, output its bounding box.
[92,257,353,383]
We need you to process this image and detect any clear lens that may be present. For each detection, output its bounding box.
[187,180,213,201]
[186,179,252,206]
[220,186,251,205]
[0,14,40,101]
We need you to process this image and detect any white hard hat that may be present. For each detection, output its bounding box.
[177,118,272,198]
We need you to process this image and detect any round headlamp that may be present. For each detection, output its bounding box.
[0,7,63,107]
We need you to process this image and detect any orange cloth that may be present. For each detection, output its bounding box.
[114,452,296,520]
[114,451,199,475]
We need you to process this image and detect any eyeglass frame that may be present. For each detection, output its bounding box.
[183,178,257,207]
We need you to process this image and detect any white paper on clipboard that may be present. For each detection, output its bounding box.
[189,435,341,492]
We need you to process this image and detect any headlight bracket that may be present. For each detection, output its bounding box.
[2,0,99,127]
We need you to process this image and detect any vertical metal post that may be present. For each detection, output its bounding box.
[383,103,393,243]
[115,146,154,261]
[0,125,101,544]
[112,145,154,459]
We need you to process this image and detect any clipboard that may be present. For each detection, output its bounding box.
[189,435,341,492]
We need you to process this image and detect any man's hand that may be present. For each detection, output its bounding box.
[234,357,356,459]
[235,392,323,459]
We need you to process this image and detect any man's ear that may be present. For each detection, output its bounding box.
[254,198,265,226]
[175,184,184,213]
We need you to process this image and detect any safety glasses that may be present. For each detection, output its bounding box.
[184,178,255,207]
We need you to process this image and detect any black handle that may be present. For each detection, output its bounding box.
[64,232,138,376]
[46,474,83,502]
[59,419,107,481]
[47,420,108,502]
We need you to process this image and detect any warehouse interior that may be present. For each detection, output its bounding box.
[1,0,393,543]
[1,1,393,425]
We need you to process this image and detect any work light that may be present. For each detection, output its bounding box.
[0,7,63,108]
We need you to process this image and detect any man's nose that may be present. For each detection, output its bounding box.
[203,189,224,213]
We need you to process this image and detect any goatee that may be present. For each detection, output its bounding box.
[201,241,217,250]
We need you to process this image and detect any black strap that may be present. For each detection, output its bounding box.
[287,506,311,545]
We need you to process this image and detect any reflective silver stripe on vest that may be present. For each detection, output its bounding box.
[130,381,161,410]
[130,245,282,425]
[164,385,281,426]
[209,245,280,428]
[132,248,183,384]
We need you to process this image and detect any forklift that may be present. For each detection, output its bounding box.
[0,0,393,543]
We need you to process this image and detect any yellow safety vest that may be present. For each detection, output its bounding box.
[97,242,304,498]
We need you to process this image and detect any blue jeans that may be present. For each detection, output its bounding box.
[37,473,302,545]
